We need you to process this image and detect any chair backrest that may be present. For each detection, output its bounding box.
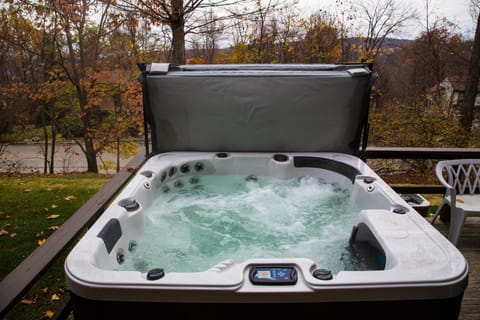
[438,159,480,195]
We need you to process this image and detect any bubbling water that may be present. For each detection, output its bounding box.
[117,175,360,274]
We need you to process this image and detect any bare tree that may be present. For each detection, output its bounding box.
[356,0,416,62]
[273,8,303,63]
[335,0,357,62]
[422,0,460,88]
[247,0,283,63]
[113,0,275,64]
[189,9,224,63]
[470,0,480,22]
[461,11,480,134]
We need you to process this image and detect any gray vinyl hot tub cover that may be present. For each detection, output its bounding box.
[139,63,377,155]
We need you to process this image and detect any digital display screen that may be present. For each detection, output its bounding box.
[249,266,297,285]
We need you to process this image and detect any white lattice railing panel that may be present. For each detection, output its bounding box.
[445,163,480,195]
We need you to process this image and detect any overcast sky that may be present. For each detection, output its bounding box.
[296,0,476,39]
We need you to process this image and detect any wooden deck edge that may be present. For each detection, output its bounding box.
[391,185,445,194]
[361,147,480,159]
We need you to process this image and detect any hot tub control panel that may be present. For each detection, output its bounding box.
[249,266,297,285]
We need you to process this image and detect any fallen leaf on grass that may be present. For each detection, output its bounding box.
[51,293,60,301]
[9,233,16,238]
[42,287,49,294]
[37,239,46,246]
[64,195,76,201]
[48,225,59,231]
[21,296,37,305]
[0,229,8,236]
[44,310,55,318]
[51,204,58,209]
[46,214,60,220]
[0,213,11,220]
[23,189,32,193]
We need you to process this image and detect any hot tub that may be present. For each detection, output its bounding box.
[65,64,468,319]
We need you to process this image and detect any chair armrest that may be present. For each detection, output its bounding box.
[435,162,457,204]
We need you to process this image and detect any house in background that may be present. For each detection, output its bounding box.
[426,76,480,126]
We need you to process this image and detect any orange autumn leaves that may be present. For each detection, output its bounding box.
[0,211,14,238]
[36,194,76,246]
[20,287,66,319]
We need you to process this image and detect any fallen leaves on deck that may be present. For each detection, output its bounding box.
[44,310,55,318]
[21,296,37,305]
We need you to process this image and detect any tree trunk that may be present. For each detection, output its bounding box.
[113,93,122,173]
[41,109,48,174]
[85,137,98,173]
[171,0,185,64]
[461,12,480,133]
[116,136,120,173]
[78,86,99,173]
[49,123,56,174]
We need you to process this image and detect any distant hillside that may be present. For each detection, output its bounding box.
[345,37,412,49]
[187,37,413,61]
[379,38,412,48]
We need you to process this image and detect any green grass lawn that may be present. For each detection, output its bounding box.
[0,173,111,320]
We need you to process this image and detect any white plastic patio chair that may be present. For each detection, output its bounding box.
[431,159,480,245]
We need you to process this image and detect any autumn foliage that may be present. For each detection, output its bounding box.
[0,0,479,173]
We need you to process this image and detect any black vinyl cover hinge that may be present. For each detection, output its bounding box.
[147,63,179,75]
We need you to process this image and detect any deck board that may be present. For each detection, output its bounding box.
[431,217,480,320]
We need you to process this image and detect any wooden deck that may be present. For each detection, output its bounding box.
[431,216,480,320]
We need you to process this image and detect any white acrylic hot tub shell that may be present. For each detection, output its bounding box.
[65,152,468,303]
